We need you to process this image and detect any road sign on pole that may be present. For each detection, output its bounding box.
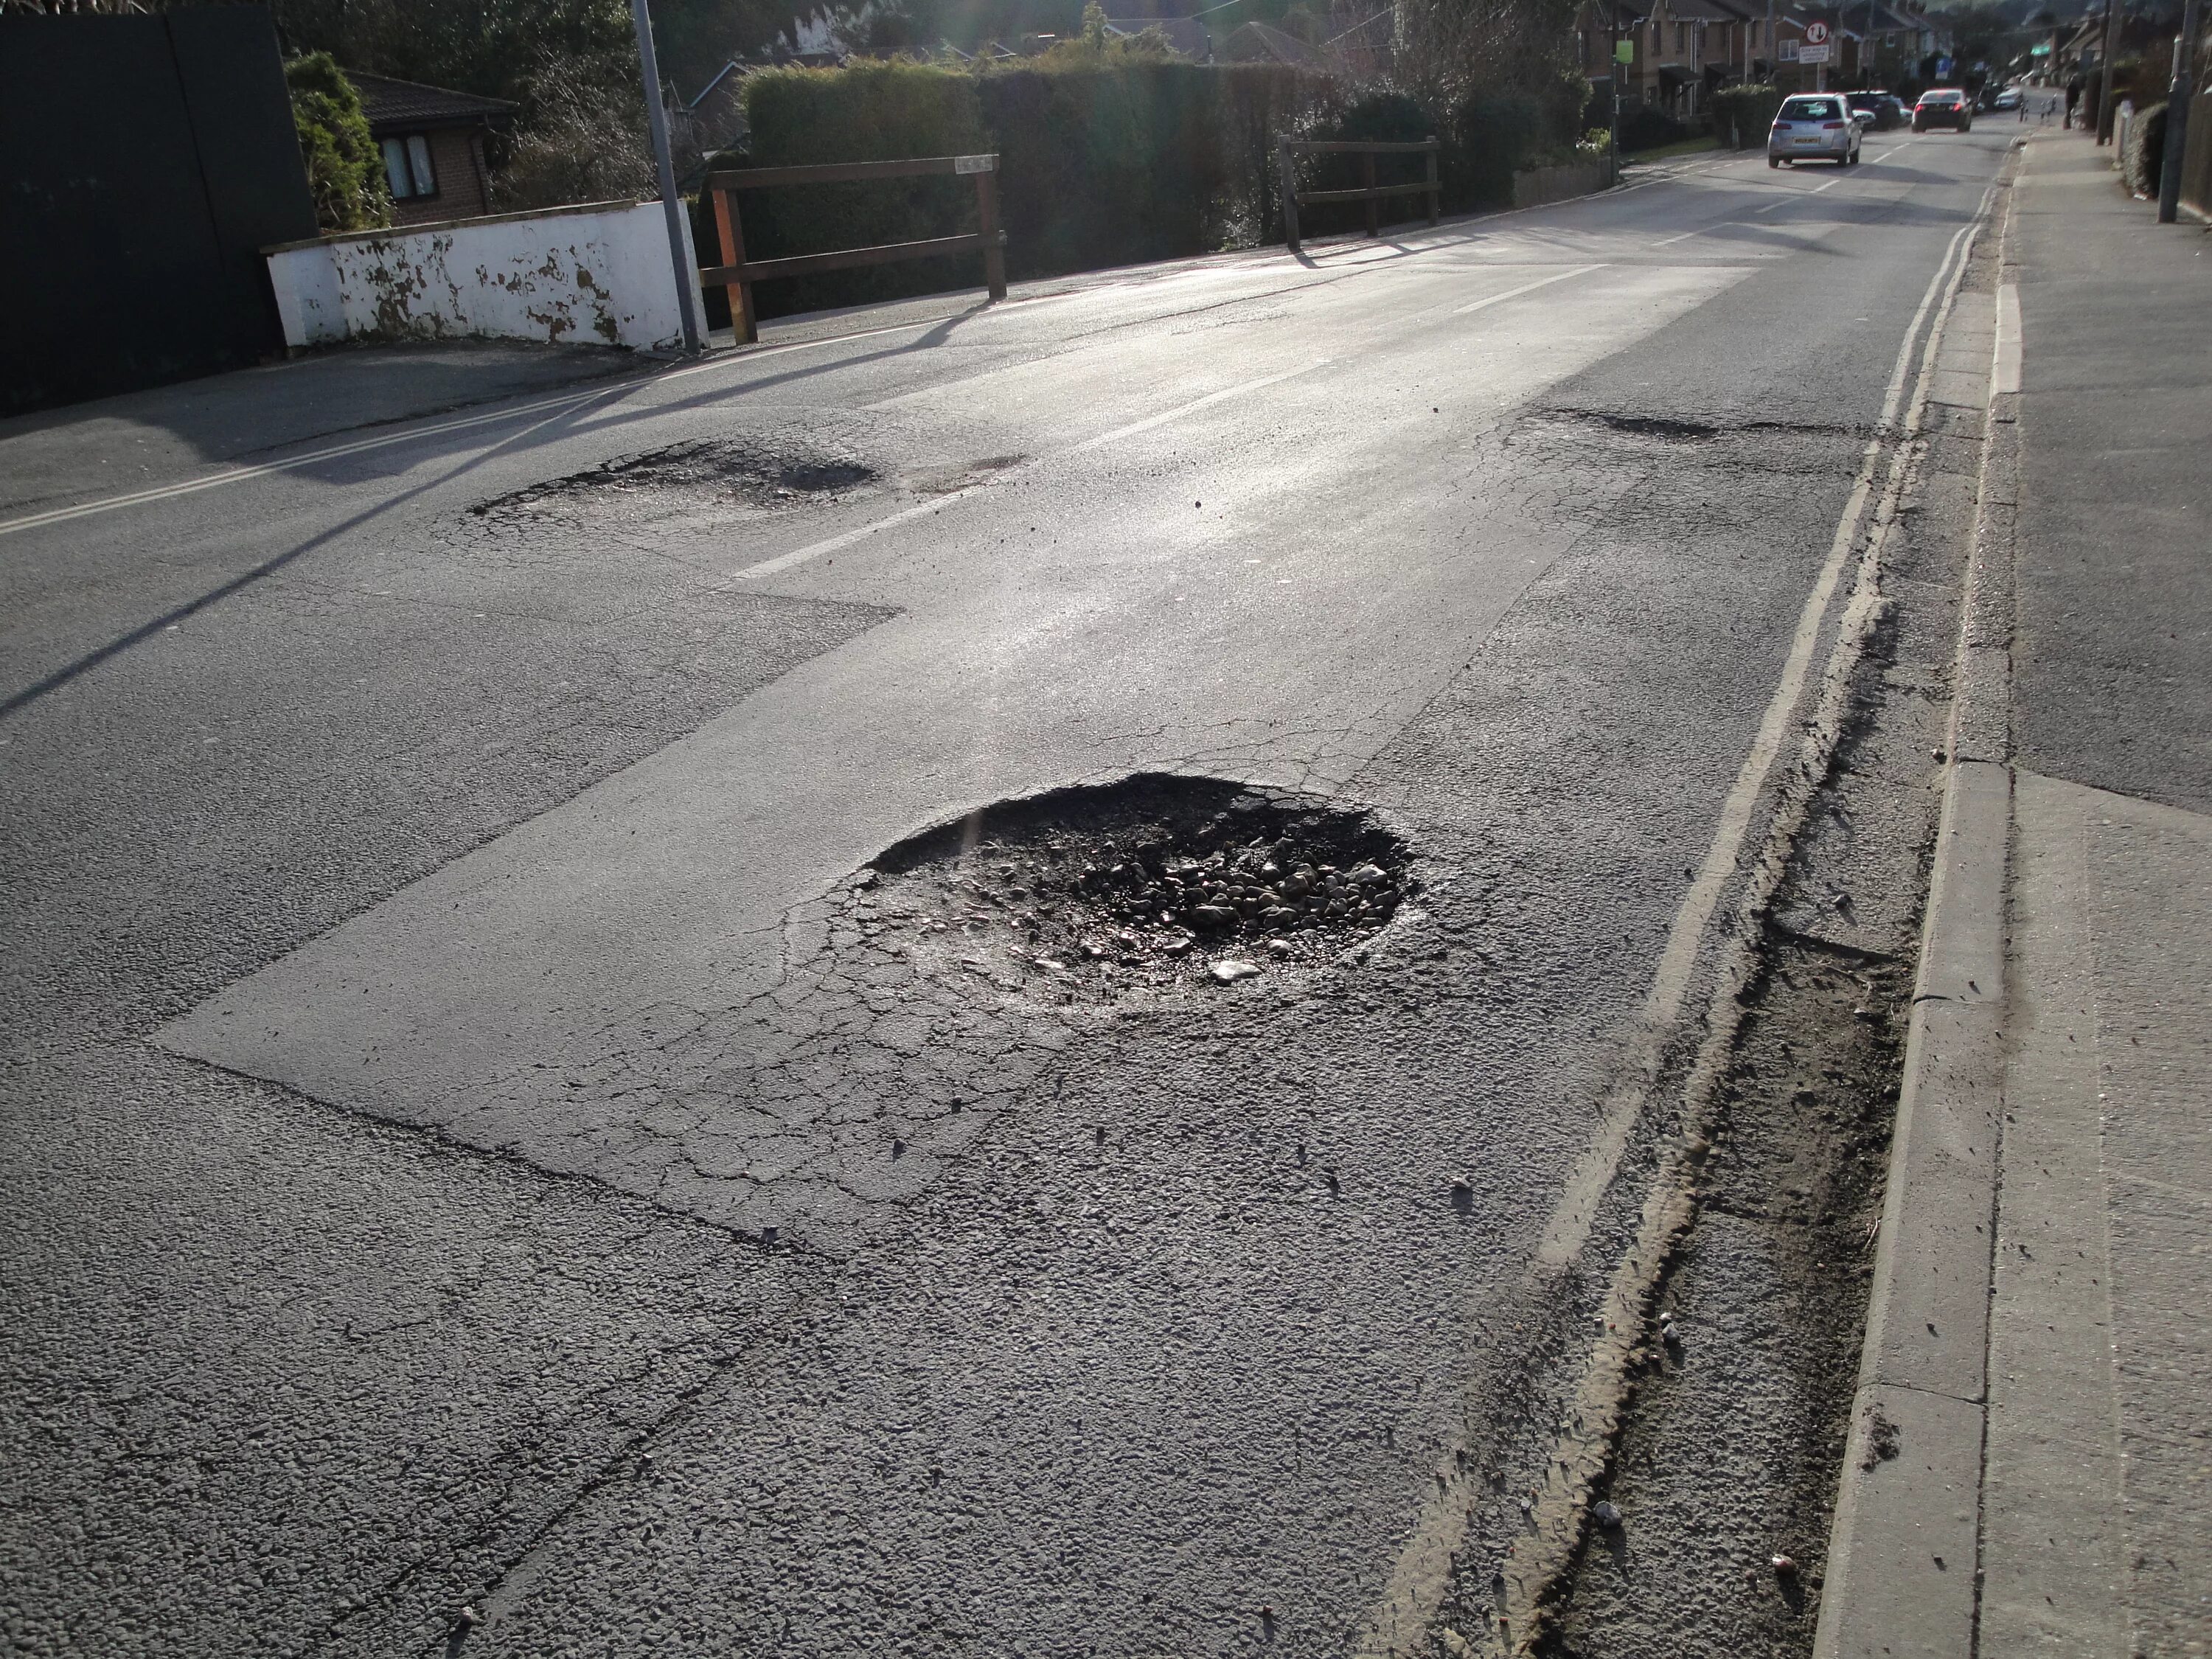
[1804,21,1829,44]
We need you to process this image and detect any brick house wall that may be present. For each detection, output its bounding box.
[386,128,492,227]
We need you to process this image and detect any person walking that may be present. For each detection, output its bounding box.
[2065,72,2084,126]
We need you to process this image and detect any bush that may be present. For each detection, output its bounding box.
[1711,83,1782,148]
[1285,89,1436,236]
[979,61,1234,275]
[714,63,987,317]
[286,52,388,232]
[722,57,1580,320]
[1449,88,1543,207]
[494,55,655,212]
[2124,100,2167,196]
[1616,102,1690,151]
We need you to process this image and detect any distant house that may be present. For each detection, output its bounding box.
[349,72,515,227]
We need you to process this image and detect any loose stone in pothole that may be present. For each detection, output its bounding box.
[848,773,1418,1005]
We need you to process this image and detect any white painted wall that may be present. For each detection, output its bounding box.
[265,201,704,353]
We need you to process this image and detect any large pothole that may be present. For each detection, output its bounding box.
[854,774,1416,1001]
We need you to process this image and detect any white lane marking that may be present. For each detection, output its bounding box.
[1067,362,1323,453]
[1994,280,2023,394]
[1809,173,1848,193]
[0,315,989,542]
[1649,220,1769,248]
[727,361,1327,581]
[1449,264,1604,314]
[1354,187,1994,1659]
[1537,208,1983,1267]
[726,491,991,582]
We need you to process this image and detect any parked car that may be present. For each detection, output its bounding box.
[1848,91,1907,130]
[1913,88,1974,131]
[1992,85,2024,110]
[1769,94,1865,166]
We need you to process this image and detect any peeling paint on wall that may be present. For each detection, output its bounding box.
[265,202,701,355]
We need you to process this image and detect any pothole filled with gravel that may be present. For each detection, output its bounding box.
[846,774,1416,1003]
[470,437,877,521]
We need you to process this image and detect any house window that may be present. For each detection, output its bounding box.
[381,134,438,200]
[1676,21,1686,49]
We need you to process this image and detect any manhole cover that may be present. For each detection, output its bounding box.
[853,774,1416,1001]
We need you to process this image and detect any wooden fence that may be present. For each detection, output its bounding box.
[1277,138,1441,254]
[700,154,1007,344]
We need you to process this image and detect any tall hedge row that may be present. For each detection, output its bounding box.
[709,59,1581,321]
[1711,84,1783,148]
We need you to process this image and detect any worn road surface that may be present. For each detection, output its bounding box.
[1,130,2009,1658]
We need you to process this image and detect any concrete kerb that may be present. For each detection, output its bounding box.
[1812,147,2024,1659]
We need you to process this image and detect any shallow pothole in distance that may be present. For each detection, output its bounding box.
[470,437,877,521]
[847,773,1417,1002]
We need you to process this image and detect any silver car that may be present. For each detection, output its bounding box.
[1769,94,1864,167]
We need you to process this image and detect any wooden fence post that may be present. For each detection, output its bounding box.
[1363,150,1379,236]
[975,164,1007,301]
[709,184,757,346]
[1425,136,1440,226]
[1279,139,1301,254]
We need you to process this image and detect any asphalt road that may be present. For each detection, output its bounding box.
[1,128,2011,1658]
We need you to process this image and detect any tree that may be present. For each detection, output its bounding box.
[492,52,658,210]
[285,52,389,232]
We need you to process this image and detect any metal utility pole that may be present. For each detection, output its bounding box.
[630,0,703,352]
[2157,0,2201,220]
[1610,0,1621,181]
[2095,0,2118,141]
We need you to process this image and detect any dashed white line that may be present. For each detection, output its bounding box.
[727,361,1329,582]
[1450,265,1604,314]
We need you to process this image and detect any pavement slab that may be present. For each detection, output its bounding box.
[1993,771,2212,1657]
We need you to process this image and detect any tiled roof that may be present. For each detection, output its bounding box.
[1105,16,1211,56]
[1222,20,1338,70]
[349,72,517,134]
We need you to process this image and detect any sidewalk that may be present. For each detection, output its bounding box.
[1988,129,2212,1658]
[1821,131,2212,1655]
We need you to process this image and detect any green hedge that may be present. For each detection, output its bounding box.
[714,58,1578,321]
[979,63,1236,275]
[2124,100,2167,197]
[1711,84,1783,148]
[1617,103,1690,151]
[706,63,990,319]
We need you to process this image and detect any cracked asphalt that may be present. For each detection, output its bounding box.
[1,131,2011,1657]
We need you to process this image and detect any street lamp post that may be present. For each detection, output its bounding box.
[630,0,703,352]
[1610,0,1622,180]
[2157,0,2202,220]
[2095,0,2118,142]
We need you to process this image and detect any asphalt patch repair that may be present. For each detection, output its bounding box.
[467,776,1419,1248]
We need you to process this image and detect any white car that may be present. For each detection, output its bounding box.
[1769,94,1864,167]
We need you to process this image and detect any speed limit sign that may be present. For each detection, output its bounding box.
[1804,21,1829,44]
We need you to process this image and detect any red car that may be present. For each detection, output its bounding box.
[1913,88,1974,131]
